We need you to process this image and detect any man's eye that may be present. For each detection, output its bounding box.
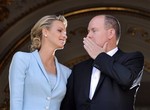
[58,29,62,32]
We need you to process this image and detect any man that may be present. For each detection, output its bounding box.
[61,15,144,110]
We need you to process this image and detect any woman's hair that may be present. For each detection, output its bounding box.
[30,15,67,52]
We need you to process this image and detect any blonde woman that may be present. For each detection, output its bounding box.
[9,15,71,110]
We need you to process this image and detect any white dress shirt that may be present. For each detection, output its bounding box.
[89,47,118,99]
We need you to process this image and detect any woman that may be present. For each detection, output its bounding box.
[9,15,71,110]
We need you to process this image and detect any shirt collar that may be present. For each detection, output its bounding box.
[106,47,118,57]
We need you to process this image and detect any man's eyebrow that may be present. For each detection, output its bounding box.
[88,27,95,30]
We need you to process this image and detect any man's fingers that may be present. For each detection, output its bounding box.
[83,44,92,55]
[83,38,93,51]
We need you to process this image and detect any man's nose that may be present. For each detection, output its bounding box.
[87,32,92,38]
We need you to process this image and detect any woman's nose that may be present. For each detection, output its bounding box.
[63,32,67,39]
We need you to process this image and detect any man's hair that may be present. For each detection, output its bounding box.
[104,15,121,43]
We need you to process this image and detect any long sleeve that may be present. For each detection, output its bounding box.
[93,51,144,90]
[9,52,30,110]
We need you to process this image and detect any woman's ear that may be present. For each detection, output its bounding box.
[42,28,48,37]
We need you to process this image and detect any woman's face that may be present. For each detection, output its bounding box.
[44,20,67,50]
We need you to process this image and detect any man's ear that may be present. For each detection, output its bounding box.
[108,28,115,39]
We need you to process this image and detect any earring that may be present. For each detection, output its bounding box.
[44,35,47,37]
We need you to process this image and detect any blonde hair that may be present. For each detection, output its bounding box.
[30,15,67,52]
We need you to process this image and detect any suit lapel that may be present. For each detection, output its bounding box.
[32,50,51,84]
[53,57,61,90]
[93,72,105,98]
[93,49,123,98]
[83,59,94,98]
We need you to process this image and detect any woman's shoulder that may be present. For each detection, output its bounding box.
[59,63,71,77]
[55,57,71,73]
[12,51,32,63]
[60,64,71,71]
[10,51,33,69]
[13,51,31,58]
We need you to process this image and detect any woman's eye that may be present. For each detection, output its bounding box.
[93,30,96,32]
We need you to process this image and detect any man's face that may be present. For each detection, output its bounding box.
[87,16,109,47]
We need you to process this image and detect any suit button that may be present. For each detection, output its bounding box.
[45,106,49,110]
[47,96,51,100]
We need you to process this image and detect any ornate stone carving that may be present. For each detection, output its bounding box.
[0,0,12,21]
[0,84,9,110]
[69,27,87,36]
[144,61,150,73]
[65,55,90,68]
[127,26,150,44]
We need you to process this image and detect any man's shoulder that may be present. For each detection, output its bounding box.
[118,50,144,65]
[74,58,93,67]
[123,51,144,58]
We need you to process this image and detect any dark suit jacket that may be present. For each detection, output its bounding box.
[61,49,144,110]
